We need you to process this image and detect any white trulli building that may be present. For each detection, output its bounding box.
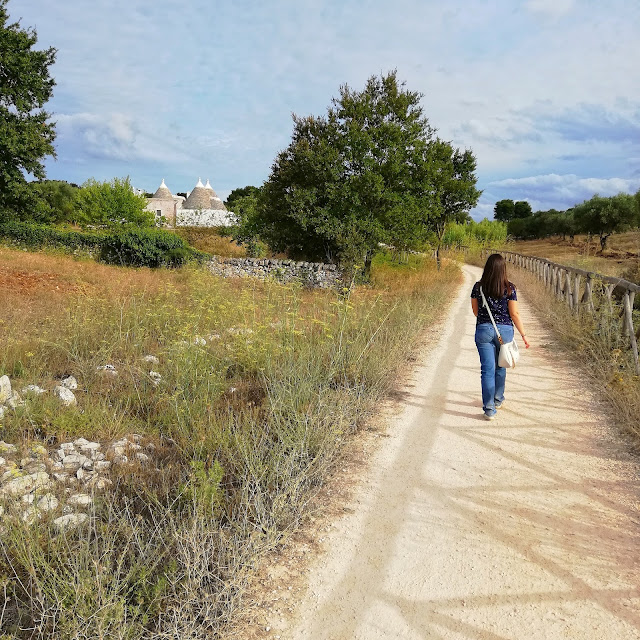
[146,178,234,228]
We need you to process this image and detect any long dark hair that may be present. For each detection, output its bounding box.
[480,253,510,299]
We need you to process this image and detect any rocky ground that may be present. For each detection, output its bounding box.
[0,367,158,533]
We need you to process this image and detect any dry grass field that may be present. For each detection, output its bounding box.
[173,227,247,257]
[512,230,640,279]
[0,246,459,638]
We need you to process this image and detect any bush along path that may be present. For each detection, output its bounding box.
[266,265,640,640]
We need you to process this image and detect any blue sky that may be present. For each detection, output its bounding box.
[15,0,640,220]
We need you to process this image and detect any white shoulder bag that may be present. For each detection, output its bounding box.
[480,286,520,368]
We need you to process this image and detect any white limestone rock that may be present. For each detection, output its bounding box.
[143,355,160,365]
[22,506,40,524]
[0,456,5,466]
[0,471,50,497]
[87,476,112,490]
[68,493,92,508]
[62,454,89,470]
[135,452,150,464]
[79,442,100,454]
[96,364,118,377]
[54,386,77,407]
[149,371,162,385]
[23,462,47,474]
[0,406,4,420]
[192,336,207,346]
[60,376,78,390]
[60,442,76,453]
[36,494,59,512]
[53,513,88,532]
[21,384,46,395]
[6,391,23,410]
[0,375,11,404]
[94,460,111,472]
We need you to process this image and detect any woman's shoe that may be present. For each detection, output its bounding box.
[495,400,505,409]
[484,412,496,421]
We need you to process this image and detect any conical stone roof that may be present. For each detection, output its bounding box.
[205,179,227,210]
[152,179,173,200]
[183,178,211,210]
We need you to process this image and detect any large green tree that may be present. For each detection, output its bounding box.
[514,200,532,219]
[0,0,56,218]
[494,199,515,222]
[29,179,78,224]
[257,71,480,272]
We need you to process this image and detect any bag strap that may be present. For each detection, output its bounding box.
[480,286,504,345]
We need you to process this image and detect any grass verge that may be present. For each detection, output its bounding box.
[0,248,459,638]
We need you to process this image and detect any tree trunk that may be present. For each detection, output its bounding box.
[363,252,373,280]
[600,233,610,251]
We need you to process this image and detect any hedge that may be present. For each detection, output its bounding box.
[0,221,202,268]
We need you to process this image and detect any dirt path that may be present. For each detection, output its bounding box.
[271,264,640,639]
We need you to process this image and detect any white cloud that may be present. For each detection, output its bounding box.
[489,173,640,207]
[56,112,139,161]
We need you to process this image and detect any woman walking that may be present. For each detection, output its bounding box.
[471,254,530,420]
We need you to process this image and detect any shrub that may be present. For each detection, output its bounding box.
[0,220,106,251]
[100,228,199,268]
[75,177,155,229]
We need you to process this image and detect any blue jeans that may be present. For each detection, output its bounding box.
[475,323,514,416]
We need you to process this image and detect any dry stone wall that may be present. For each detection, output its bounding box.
[208,257,342,289]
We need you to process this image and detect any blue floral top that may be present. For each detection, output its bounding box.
[471,281,517,326]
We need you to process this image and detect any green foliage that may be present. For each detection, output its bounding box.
[0,0,56,218]
[256,71,480,271]
[493,199,532,222]
[28,179,79,224]
[75,177,155,229]
[508,208,577,240]
[572,192,638,249]
[100,228,198,268]
[227,189,270,257]
[494,199,515,222]
[442,219,507,248]
[0,220,200,268]
[225,185,260,210]
[0,219,105,251]
[180,460,225,516]
[514,200,532,219]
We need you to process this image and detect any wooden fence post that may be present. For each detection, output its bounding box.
[622,292,640,375]
[581,274,595,313]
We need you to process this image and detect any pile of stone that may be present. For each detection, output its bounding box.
[0,374,78,419]
[208,257,342,289]
[0,434,154,532]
